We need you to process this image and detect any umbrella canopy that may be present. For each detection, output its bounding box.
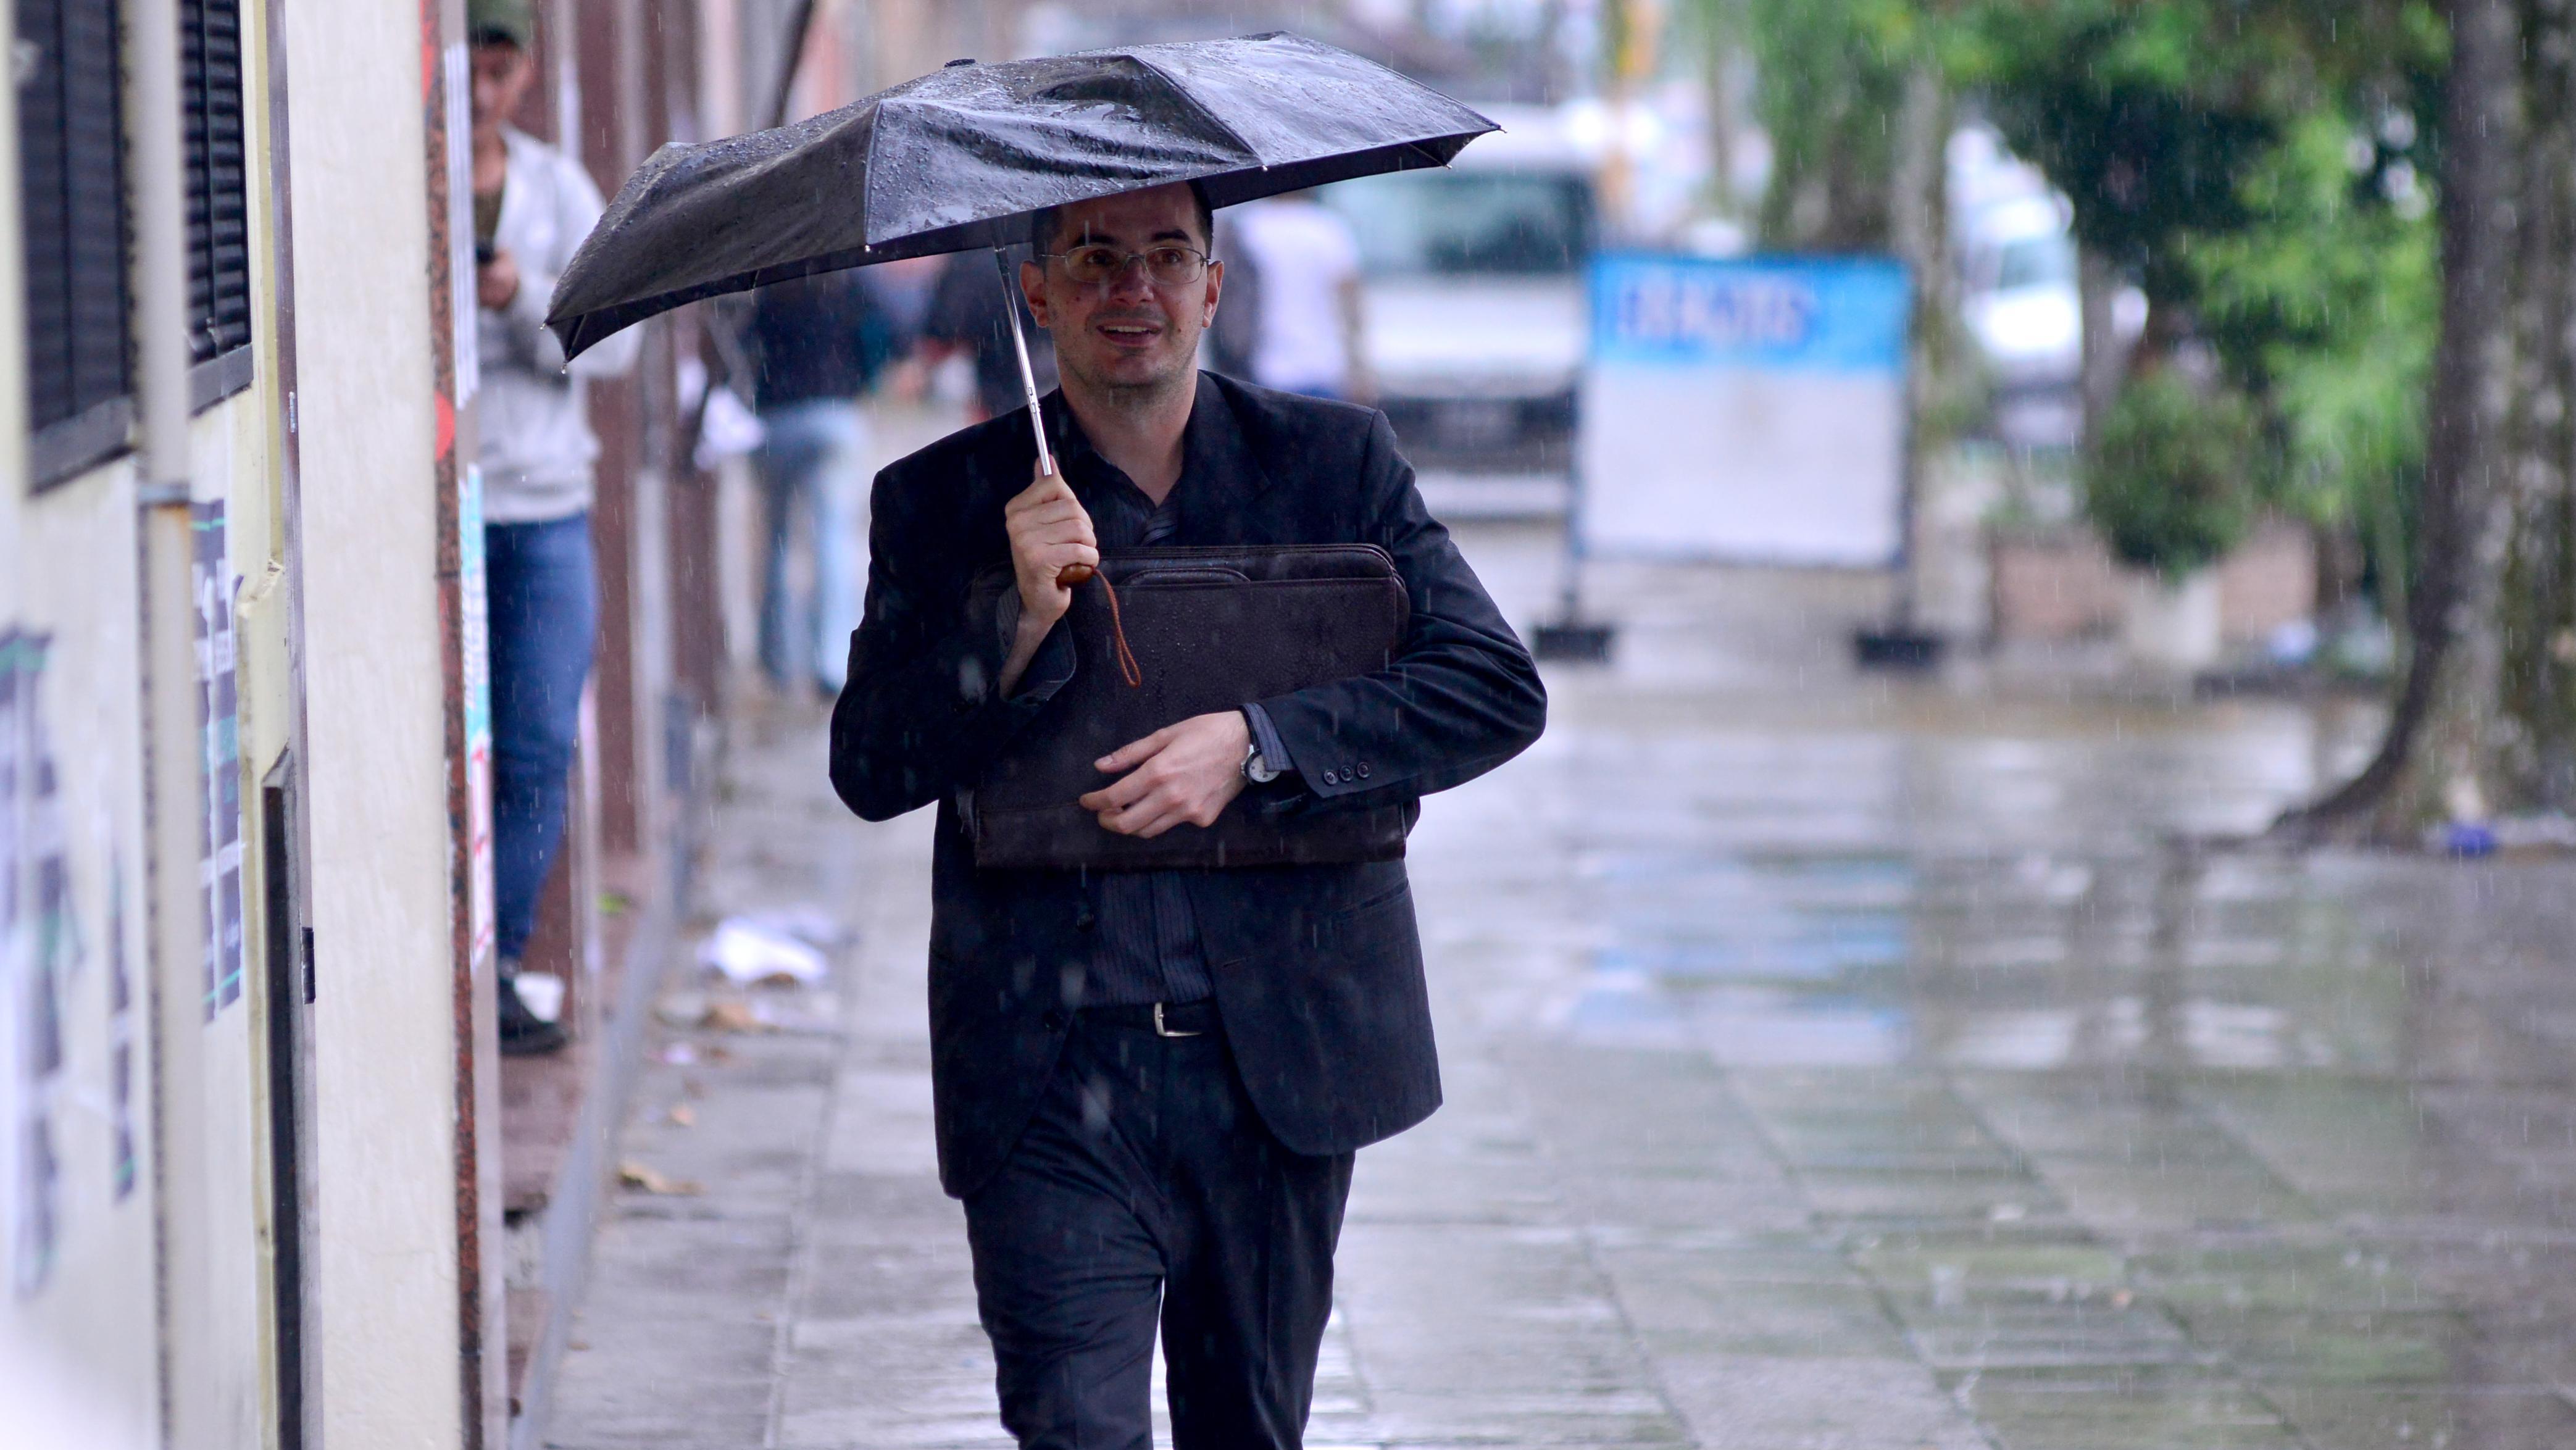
[545,31,1497,360]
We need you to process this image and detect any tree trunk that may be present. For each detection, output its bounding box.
[2277,0,2523,843]
[2501,0,2576,810]
[1888,62,1946,291]
[2076,246,2125,457]
[1696,0,1742,215]
[1888,61,1951,626]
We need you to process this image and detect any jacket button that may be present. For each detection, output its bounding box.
[1042,1010,1067,1031]
[1321,770,1338,785]
[1357,762,1371,779]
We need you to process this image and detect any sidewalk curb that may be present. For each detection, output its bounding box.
[505,885,682,1450]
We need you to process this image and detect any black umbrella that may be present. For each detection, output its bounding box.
[545,31,1496,364]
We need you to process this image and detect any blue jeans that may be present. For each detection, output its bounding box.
[755,400,869,693]
[486,514,598,965]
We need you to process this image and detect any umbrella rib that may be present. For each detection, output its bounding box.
[1124,54,1262,177]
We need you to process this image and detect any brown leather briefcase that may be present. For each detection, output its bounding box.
[962,544,1413,871]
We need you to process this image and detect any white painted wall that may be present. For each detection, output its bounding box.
[0,456,164,1450]
[6,2,471,1444]
[282,1,466,1446]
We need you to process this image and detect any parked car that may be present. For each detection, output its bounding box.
[1953,154,2149,450]
[1959,194,2085,448]
[1322,106,1598,514]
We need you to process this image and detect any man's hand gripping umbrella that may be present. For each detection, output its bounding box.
[993,251,1143,691]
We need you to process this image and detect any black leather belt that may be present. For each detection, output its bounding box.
[1082,999,1220,1038]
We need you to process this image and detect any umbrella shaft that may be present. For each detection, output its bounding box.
[996,248,1055,478]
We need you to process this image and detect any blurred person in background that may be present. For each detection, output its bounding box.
[861,253,946,348]
[1223,188,1370,402]
[747,268,901,701]
[469,0,638,1054]
[917,247,1059,422]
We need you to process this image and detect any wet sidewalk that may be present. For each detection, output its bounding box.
[548,531,2576,1450]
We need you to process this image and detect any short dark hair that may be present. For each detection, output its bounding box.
[1028,181,1215,256]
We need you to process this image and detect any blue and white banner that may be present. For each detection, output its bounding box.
[1581,254,1912,565]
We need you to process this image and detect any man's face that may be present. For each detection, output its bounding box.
[1022,184,1222,396]
[469,43,535,139]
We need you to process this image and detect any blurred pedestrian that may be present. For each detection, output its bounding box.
[469,0,637,1055]
[747,269,898,700]
[1223,188,1370,401]
[832,181,1544,1450]
[918,247,1057,422]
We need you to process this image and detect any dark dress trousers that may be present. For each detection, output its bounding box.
[832,372,1546,1197]
[830,373,1544,1447]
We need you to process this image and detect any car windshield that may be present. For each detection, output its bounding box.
[1323,169,1595,277]
[1993,232,2077,291]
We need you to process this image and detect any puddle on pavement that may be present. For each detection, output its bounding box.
[1503,695,2576,1448]
[1563,842,2390,1078]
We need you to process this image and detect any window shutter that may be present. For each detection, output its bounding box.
[14,0,134,434]
[180,0,250,364]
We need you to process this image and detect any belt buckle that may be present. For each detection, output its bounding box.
[1153,1002,1204,1039]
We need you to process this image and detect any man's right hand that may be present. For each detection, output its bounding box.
[1004,465,1097,633]
[477,248,521,311]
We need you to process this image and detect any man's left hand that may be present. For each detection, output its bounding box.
[1079,711,1251,838]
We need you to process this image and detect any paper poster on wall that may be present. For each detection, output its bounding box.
[193,503,243,1018]
[109,863,133,1202]
[1580,253,1912,565]
[3,628,76,1297]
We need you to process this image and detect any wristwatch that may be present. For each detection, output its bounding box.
[1242,738,1282,785]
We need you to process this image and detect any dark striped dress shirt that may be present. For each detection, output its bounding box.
[1000,415,1307,1007]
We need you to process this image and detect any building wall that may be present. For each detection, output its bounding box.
[9,0,469,1443]
[279,0,468,1445]
[10,0,734,1440]
[0,3,165,1442]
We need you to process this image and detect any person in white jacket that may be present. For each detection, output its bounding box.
[468,0,637,1053]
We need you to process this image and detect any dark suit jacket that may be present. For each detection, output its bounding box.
[831,372,1546,1197]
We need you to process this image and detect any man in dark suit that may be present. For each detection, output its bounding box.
[830,180,1545,1450]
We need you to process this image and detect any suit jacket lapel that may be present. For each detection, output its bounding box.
[1173,373,1277,546]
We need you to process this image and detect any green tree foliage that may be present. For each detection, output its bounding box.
[2084,370,2261,576]
[1946,0,2282,320]
[2186,106,2439,615]
[1949,2,2439,312]
[1943,1,2442,601]
[1699,0,1927,250]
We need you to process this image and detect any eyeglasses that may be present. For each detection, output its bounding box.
[1043,243,1212,288]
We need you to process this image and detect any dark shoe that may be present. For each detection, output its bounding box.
[498,977,569,1057]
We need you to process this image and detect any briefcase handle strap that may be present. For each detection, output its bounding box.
[1091,573,1143,688]
[1054,562,1143,688]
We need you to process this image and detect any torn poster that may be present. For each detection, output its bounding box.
[193,502,243,1017]
[3,628,77,1297]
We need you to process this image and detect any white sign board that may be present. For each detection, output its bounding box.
[1580,254,1911,565]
